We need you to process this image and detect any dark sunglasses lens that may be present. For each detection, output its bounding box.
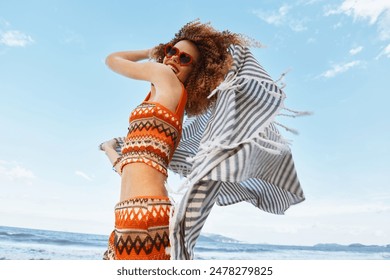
[166,46,178,57]
[180,54,191,65]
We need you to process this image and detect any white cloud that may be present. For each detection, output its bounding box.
[376,43,390,59]
[326,0,390,40]
[299,0,323,5]
[333,22,343,29]
[0,161,35,181]
[349,46,363,55]
[253,4,291,26]
[378,10,390,40]
[289,19,308,32]
[253,4,309,32]
[75,171,93,181]
[320,60,361,78]
[7,166,35,179]
[326,0,390,23]
[0,30,34,47]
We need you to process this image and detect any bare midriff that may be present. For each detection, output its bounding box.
[120,163,167,201]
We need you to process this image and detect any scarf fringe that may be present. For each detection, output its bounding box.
[279,107,313,118]
[274,121,300,135]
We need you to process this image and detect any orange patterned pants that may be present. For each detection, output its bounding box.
[103,196,171,260]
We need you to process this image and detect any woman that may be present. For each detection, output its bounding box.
[100,20,246,260]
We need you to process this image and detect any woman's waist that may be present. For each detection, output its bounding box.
[121,163,167,191]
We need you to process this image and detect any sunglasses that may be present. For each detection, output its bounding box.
[164,44,194,66]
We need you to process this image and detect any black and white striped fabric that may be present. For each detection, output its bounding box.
[168,45,305,260]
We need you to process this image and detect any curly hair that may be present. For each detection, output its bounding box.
[151,20,250,116]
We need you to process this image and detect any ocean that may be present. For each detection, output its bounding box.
[1,225,389,260]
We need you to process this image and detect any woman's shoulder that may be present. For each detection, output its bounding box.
[151,63,182,88]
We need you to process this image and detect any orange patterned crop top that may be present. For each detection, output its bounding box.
[120,86,187,176]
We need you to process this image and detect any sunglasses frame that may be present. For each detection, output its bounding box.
[164,44,194,66]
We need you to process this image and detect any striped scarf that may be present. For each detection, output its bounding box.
[167,45,306,259]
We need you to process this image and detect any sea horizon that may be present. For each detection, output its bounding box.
[1,225,390,260]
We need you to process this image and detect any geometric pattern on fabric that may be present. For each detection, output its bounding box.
[120,91,186,176]
[103,196,171,260]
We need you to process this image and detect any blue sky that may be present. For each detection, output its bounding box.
[1,0,389,246]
